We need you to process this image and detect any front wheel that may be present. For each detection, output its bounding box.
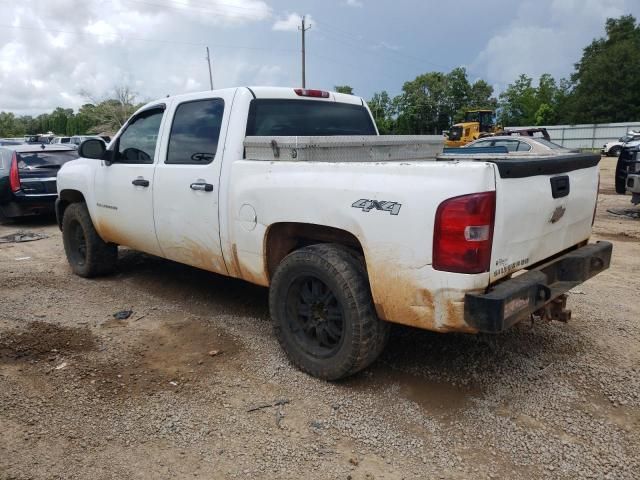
[609,145,622,157]
[62,202,117,277]
[269,244,389,380]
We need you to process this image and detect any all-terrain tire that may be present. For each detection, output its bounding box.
[615,155,629,194]
[62,202,117,277]
[609,145,622,157]
[269,243,389,380]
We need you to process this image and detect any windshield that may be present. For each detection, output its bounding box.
[246,99,376,136]
[533,138,565,150]
[448,126,463,141]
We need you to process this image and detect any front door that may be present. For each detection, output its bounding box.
[153,95,230,274]
[93,106,166,256]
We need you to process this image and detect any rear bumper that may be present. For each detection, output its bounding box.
[464,242,613,333]
[0,192,57,218]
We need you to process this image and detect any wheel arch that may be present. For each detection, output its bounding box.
[56,189,86,229]
[264,222,365,281]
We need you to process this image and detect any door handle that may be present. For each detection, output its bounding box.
[190,182,213,192]
[132,178,150,187]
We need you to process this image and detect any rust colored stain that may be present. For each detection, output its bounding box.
[163,237,227,275]
[443,299,478,333]
[96,220,131,249]
[368,258,478,333]
[230,243,268,287]
[368,262,438,331]
[229,244,242,278]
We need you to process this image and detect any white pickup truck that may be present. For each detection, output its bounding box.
[56,87,612,380]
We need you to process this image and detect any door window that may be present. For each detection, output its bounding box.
[516,141,532,152]
[116,108,164,164]
[492,140,520,152]
[166,99,225,165]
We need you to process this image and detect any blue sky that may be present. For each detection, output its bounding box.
[1,0,639,114]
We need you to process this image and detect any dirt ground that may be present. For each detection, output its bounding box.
[1,156,639,479]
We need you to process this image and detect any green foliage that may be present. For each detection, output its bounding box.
[0,86,141,138]
[393,67,496,134]
[569,15,640,123]
[334,85,354,95]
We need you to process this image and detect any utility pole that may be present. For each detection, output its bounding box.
[205,46,214,90]
[299,16,311,87]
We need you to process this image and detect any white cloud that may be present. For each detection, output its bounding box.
[345,0,363,7]
[0,0,282,115]
[272,12,314,32]
[471,0,629,89]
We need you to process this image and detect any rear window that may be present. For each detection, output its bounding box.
[246,99,376,136]
[17,150,78,168]
[534,138,564,150]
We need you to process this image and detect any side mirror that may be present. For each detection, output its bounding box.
[78,139,106,160]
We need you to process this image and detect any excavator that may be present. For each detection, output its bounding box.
[444,109,499,148]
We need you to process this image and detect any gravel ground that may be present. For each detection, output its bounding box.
[0,156,638,479]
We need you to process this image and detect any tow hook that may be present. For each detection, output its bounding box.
[533,294,572,323]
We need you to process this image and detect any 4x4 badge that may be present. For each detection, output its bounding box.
[352,199,402,216]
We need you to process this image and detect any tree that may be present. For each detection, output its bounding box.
[570,15,640,123]
[334,85,354,95]
[368,91,395,133]
[498,74,539,126]
[78,85,140,134]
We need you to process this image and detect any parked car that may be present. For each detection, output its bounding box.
[615,138,640,194]
[0,144,78,221]
[69,135,107,149]
[56,86,611,380]
[0,139,24,146]
[464,135,571,154]
[602,132,640,157]
[51,136,72,145]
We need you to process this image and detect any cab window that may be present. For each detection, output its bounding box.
[166,99,224,165]
[116,108,164,164]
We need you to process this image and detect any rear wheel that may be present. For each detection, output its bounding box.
[615,156,629,194]
[62,203,117,277]
[269,244,389,380]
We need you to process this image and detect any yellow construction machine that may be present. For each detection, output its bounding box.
[444,109,500,148]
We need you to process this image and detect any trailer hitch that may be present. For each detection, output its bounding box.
[533,294,571,323]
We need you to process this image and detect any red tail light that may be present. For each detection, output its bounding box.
[9,152,21,192]
[433,191,496,274]
[294,88,330,98]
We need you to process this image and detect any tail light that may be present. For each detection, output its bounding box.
[294,88,330,98]
[9,151,21,192]
[433,191,496,274]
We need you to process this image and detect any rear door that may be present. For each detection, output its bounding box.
[489,154,600,281]
[92,106,167,256]
[153,93,232,274]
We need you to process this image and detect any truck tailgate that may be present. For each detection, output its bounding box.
[488,153,601,282]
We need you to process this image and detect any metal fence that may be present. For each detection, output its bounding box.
[508,122,640,150]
